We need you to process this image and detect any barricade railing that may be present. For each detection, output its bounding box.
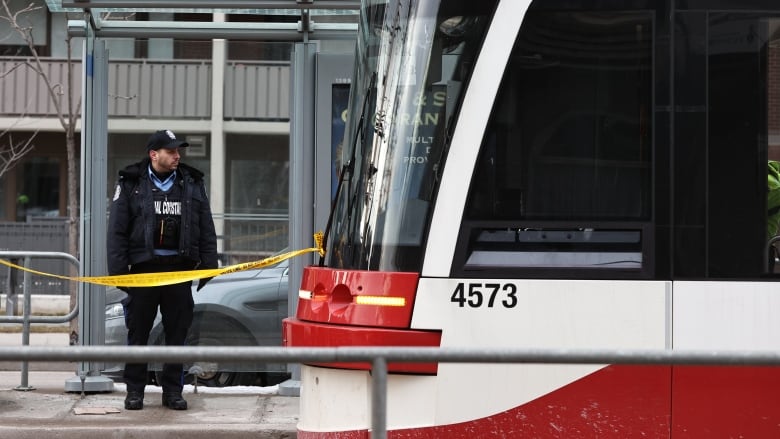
[0,251,80,390]
[1,345,780,439]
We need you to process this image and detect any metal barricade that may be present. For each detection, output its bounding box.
[0,251,79,390]
[1,344,779,439]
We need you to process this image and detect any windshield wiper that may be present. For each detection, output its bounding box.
[319,72,377,266]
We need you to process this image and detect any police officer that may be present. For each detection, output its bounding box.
[107,129,218,411]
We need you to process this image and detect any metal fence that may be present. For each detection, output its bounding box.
[0,220,71,295]
[0,214,290,293]
[0,250,80,390]
[1,344,780,439]
[219,213,289,264]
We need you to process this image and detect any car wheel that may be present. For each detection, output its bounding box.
[154,316,258,387]
[184,357,256,387]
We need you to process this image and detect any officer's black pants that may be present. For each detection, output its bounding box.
[123,259,194,395]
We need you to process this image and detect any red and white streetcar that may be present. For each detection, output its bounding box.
[285,0,780,436]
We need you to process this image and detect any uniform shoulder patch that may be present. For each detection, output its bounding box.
[112,184,122,201]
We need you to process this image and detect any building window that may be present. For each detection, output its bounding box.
[16,157,59,221]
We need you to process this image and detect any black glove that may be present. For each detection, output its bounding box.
[197,277,213,292]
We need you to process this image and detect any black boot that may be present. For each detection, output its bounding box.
[162,393,188,410]
[124,391,144,410]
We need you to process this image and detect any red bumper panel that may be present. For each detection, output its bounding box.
[283,317,442,374]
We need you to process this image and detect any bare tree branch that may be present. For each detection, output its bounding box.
[0,2,44,179]
[0,60,25,78]
[1,0,70,130]
[0,129,36,178]
[0,2,39,27]
[0,0,83,338]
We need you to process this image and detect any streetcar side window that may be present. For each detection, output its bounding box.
[467,11,652,223]
[455,7,780,280]
[457,11,653,278]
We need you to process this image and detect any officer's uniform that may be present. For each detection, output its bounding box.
[107,130,217,411]
[123,169,194,396]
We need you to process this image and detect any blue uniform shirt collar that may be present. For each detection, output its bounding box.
[148,165,177,192]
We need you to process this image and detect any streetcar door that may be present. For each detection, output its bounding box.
[672,11,774,279]
[671,9,780,438]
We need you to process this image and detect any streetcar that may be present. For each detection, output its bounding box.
[283,0,780,436]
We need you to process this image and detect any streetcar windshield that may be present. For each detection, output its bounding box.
[328,0,497,271]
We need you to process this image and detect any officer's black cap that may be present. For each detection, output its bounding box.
[146,130,189,151]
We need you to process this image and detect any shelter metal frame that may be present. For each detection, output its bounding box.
[61,0,359,40]
[45,0,359,393]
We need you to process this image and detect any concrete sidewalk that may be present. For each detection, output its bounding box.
[0,371,299,438]
[0,333,300,438]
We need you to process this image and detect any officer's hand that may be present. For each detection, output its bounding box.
[118,286,131,294]
[197,277,213,292]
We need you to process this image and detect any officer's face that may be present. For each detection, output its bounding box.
[150,147,181,173]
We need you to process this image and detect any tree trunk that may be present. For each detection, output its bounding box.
[66,127,79,344]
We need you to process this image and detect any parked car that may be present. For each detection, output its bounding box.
[104,257,290,387]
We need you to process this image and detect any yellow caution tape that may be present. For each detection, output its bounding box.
[0,232,325,288]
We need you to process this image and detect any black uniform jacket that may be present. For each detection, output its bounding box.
[107,158,218,276]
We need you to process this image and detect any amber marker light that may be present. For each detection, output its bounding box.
[354,295,406,307]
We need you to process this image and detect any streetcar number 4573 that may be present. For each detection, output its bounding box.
[450,283,518,308]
